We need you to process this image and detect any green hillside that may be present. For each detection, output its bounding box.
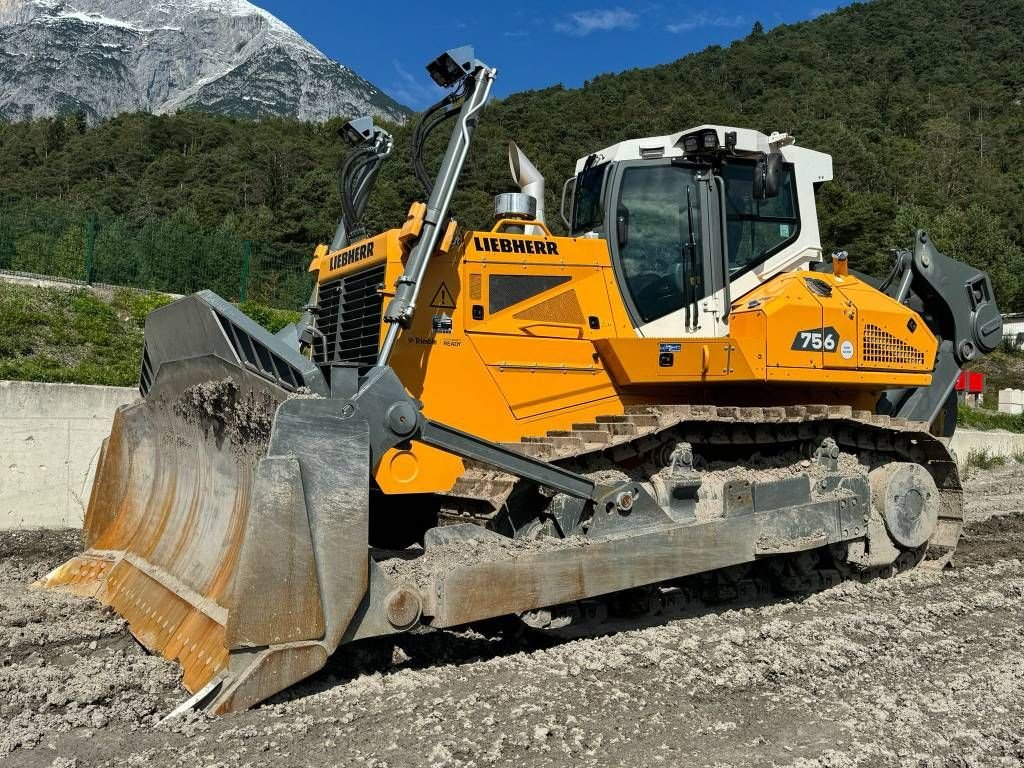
[1,0,1022,309]
[0,282,299,386]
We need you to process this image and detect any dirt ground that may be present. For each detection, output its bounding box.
[3,466,1024,768]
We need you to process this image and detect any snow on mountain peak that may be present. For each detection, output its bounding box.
[0,0,408,123]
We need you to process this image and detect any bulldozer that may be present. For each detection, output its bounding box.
[40,47,1004,714]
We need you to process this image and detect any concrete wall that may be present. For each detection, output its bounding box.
[1,381,137,530]
[950,428,1024,467]
[0,379,1021,529]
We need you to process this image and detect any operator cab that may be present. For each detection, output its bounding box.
[561,126,833,337]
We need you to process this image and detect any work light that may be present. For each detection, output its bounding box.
[427,46,480,87]
[340,116,374,146]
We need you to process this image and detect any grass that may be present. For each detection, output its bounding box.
[964,448,1008,471]
[957,404,1024,433]
[237,301,303,334]
[0,282,301,387]
[961,447,1012,480]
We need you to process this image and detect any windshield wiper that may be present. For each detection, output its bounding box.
[683,185,699,332]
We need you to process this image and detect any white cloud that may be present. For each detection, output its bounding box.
[554,7,638,36]
[666,13,747,33]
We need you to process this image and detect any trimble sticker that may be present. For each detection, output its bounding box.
[659,343,682,353]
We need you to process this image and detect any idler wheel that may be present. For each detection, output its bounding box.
[870,463,939,549]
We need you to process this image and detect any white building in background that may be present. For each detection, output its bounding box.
[999,389,1024,415]
[1004,314,1024,350]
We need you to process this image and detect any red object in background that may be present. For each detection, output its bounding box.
[956,371,985,393]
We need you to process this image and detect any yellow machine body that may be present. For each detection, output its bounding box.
[308,213,937,497]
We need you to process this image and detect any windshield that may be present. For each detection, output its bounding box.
[571,162,607,234]
[616,163,704,324]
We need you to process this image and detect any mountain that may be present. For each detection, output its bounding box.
[0,0,409,123]
[0,0,1022,312]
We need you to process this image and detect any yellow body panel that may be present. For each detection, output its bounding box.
[314,222,938,496]
[310,229,396,282]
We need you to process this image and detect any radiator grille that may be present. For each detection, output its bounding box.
[862,323,925,366]
[312,264,385,367]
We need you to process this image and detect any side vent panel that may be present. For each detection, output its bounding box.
[489,274,570,315]
[513,290,585,325]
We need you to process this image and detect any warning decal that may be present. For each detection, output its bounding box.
[430,282,456,310]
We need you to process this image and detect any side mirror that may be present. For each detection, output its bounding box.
[560,176,575,228]
[753,152,783,200]
[616,206,630,248]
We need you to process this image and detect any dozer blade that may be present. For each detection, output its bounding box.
[36,292,382,713]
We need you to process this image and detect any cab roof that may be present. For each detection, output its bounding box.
[573,125,833,184]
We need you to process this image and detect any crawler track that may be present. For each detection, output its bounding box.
[445,404,962,587]
[434,403,966,638]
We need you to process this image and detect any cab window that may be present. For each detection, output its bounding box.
[615,164,704,324]
[722,160,799,276]
[571,162,608,234]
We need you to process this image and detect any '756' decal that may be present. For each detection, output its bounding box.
[792,326,839,352]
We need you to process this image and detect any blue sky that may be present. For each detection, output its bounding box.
[256,1,847,109]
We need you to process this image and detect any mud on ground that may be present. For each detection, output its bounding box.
[2,467,1024,768]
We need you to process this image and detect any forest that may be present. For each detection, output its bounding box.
[0,0,1022,310]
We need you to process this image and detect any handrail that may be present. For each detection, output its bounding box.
[490,218,554,237]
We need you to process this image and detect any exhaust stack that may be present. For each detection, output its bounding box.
[508,141,545,235]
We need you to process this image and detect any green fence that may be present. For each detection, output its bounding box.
[0,208,316,309]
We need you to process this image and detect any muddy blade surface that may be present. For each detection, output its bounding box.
[39,360,282,696]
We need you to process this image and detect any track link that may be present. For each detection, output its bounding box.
[446,404,963,568]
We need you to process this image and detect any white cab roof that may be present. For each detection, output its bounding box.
[574,125,833,184]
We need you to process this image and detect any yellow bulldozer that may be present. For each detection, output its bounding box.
[41,47,1003,714]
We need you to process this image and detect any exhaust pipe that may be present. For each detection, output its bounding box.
[508,141,545,235]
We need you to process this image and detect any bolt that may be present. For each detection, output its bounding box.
[385,587,421,631]
[615,490,635,513]
[341,403,355,418]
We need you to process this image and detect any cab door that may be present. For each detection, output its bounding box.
[607,157,803,341]
[606,160,730,338]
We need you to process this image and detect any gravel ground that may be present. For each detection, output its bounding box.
[3,466,1024,768]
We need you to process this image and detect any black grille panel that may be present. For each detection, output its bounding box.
[313,264,386,367]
